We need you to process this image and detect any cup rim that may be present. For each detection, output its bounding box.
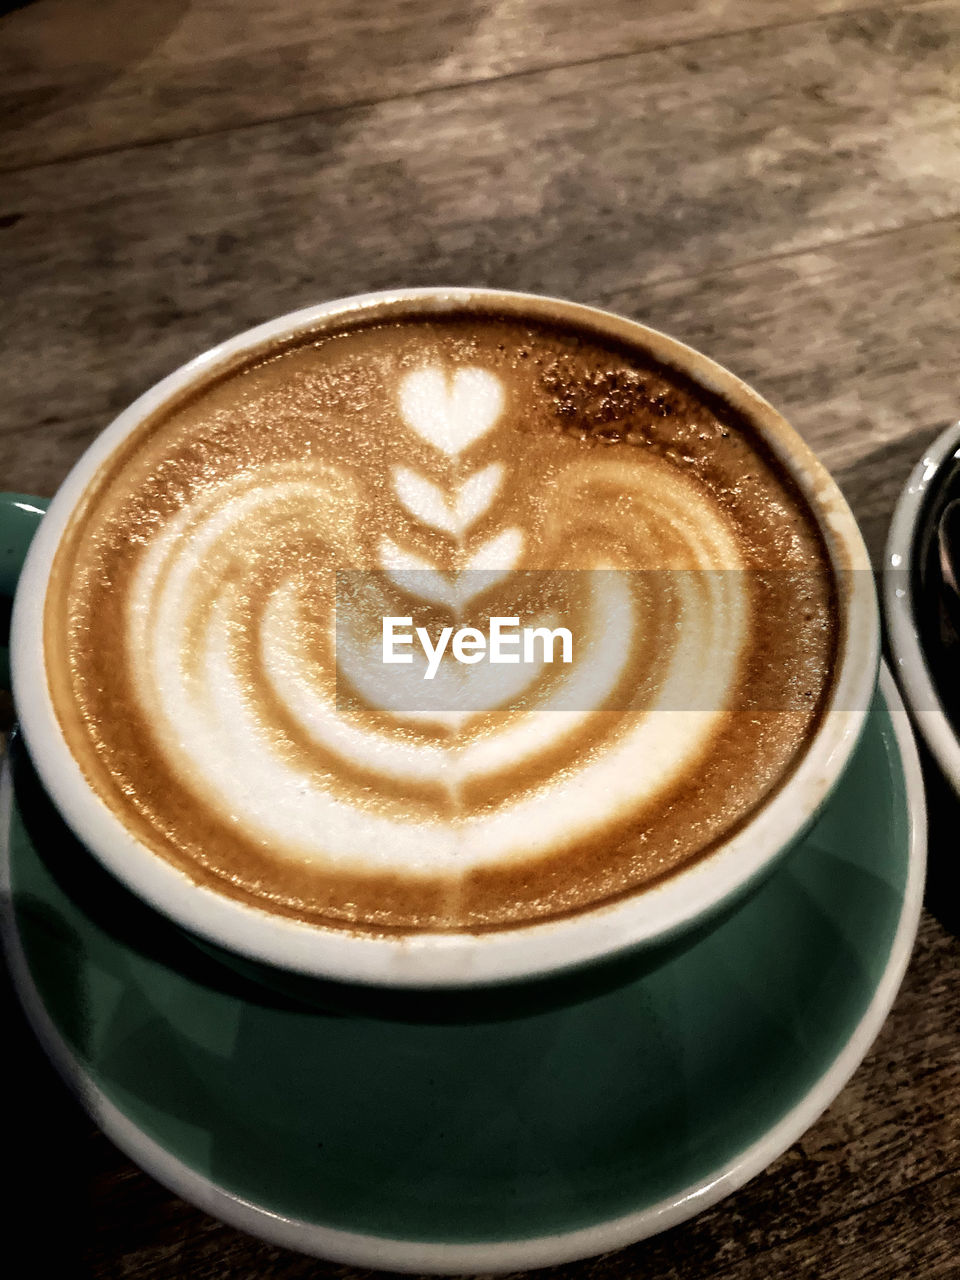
[11,287,879,987]
[883,419,960,791]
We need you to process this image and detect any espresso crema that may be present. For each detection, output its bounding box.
[44,310,838,932]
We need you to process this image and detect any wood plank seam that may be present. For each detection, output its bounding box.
[594,211,960,298]
[0,0,931,177]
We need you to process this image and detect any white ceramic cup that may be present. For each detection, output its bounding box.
[11,288,879,987]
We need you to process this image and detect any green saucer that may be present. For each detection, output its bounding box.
[0,669,924,1273]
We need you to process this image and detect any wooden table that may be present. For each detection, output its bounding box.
[2,1,959,1275]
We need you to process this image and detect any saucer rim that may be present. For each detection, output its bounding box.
[0,665,926,1274]
[883,418,960,792]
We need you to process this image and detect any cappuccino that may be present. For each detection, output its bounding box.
[44,307,837,932]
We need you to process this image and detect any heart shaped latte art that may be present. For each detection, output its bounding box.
[398,366,504,455]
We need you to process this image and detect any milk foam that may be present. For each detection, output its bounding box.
[46,309,838,931]
[124,365,750,875]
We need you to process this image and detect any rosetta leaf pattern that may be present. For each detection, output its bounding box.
[393,463,504,537]
[382,367,523,610]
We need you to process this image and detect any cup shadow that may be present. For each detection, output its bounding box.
[7,731,747,1025]
[8,732,310,1011]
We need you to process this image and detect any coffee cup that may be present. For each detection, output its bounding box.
[6,288,878,987]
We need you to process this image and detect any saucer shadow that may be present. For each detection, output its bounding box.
[0,923,100,1276]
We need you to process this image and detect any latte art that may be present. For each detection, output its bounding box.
[45,310,837,931]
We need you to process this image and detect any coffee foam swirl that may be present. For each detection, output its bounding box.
[123,366,748,874]
[46,311,836,930]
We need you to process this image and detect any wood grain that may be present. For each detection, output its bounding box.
[5,211,958,530]
[2,1,959,498]
[608,217,960,561]
[609,219,960,472]
[0,0,922,169]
